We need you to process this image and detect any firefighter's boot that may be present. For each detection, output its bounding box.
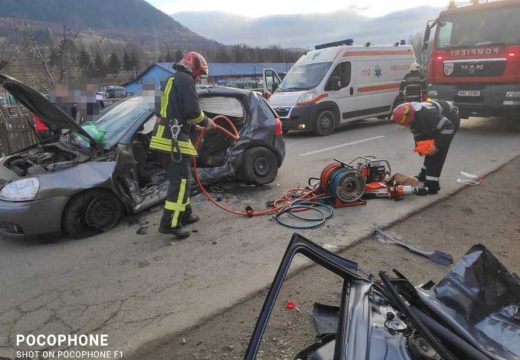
[159,214,190,239]
[159,225,190,239]
[416,181,440,196]
[183,214,200,225]
[415,168,426,182]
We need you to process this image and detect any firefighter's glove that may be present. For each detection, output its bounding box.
[424,144,439,156]
[414,140,438,156]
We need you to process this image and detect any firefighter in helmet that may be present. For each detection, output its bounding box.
[392,100,460,195]
[150,52,215,239]
[399,63,428,103]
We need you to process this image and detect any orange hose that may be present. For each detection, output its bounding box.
[192,115,319,217]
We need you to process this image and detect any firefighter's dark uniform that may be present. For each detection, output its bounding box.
[411,100,460,194]
[400,71,428,102]
[149,70,208,232]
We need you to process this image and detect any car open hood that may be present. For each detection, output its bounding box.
[0,74,100,148]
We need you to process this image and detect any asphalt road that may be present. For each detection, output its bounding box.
[1,116,519,358]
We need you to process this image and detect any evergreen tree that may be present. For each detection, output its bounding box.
[129,51,140,70]
[165,51,175,62]
[78,49,91,69]
[123,51,132,71]
[93,52,106,77]
[108,52,121,74]
[175,49,183,61]
[233,45,244,63]
[214,47,231,63]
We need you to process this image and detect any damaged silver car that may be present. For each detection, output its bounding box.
[0,74,285,239]
[245,234,520,360]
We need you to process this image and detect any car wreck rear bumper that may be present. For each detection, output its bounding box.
[0,196,68,238]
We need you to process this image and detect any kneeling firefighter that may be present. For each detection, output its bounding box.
[150,52,215,239]
[392,100,460,195]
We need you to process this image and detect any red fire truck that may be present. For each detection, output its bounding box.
[423,0,520,119]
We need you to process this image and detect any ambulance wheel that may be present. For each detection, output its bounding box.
[314,110,336,136]
[241,147,278,185]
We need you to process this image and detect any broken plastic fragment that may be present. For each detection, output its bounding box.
[286,300,295,310]
[457,171,483,185]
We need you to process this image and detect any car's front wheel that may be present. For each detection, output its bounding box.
[62,189,123,239]
[241,147,278,185]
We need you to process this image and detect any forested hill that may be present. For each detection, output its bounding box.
[0,0,220,48]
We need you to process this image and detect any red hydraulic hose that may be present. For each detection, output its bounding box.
[192,115,320,217]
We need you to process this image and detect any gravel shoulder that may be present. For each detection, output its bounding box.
[128,155,520,360]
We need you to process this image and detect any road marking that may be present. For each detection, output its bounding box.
[298,135,385,156]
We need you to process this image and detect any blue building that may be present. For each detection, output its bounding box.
[123,62,292,94]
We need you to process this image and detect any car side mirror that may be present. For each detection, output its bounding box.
[271,83,278,93]
[326,76,341,91]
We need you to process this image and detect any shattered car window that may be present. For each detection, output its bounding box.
[68,96,154,149]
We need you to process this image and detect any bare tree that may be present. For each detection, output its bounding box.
[12,18,82,88]
[0,41,22,71]
[15,18,56,86]
[53,23,81,84]
[410,32,431,69]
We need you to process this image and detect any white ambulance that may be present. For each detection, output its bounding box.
[266,40,416,135]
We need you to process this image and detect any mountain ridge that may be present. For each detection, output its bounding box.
[0,0,220,49]
[172,7,441,48]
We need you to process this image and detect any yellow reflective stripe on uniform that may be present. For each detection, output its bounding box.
[170,179,187,228]
[149,137,197,153]
[160,78,174,118]
[149,142,198,155]
[157,125,165,138]
[149,142,170,152]
[164,201,186,211]
[150,137,194,147]
[187,111,205,124]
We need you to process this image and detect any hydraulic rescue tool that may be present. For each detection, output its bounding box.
[193,118,422,228]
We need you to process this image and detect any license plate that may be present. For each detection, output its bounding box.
[457,90,480,97]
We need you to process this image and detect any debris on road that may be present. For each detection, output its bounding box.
[457,171,484,185]
[311,303,340,336]
[245,234,520,359]
[136,224,149,235]
[374,228,453,266]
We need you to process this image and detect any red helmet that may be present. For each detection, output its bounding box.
[392,102,415,126]
[177,51,208,79]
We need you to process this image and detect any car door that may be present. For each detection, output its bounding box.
[324,61,355,123]
[262,68,282,98]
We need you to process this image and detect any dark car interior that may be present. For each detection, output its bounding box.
[131,95,246,189]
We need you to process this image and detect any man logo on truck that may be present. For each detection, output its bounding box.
[423,0,520,119]
[444,63,454,76]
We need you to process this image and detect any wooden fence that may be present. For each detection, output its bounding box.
[0,103,38,156]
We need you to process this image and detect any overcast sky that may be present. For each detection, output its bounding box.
[146,0,451,17]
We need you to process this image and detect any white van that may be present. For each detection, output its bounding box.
[267,42,415,135]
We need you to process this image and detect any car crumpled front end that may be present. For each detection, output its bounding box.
[244,235,520,360]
